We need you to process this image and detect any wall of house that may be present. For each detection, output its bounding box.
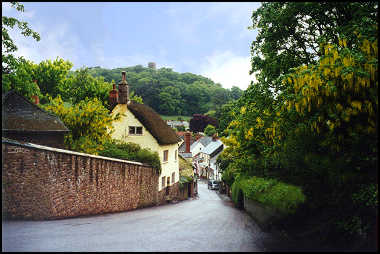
[158,143,179,191]
[110,104,161,152]
[2,139,182,220]
[191,142,204,157]
[109,104,179,191]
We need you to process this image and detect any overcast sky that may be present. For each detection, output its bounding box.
[2,2,261,90]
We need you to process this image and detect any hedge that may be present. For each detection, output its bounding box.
[231,176,306,214]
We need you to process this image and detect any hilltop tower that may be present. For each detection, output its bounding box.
[148,62,156,70]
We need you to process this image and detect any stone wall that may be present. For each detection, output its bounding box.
[243,196,283,231]
[2,139,181,220]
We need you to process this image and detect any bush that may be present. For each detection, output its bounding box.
[232,176,306,214]
[99,140,161,174]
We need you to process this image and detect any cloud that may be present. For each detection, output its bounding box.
[200,50,255,91]
[9,21,83,67]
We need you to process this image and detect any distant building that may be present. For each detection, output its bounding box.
[193,135,224,180]
[166,120,189,130]
[148,62,156,70]
[2,90,70,149]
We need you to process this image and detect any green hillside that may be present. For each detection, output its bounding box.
[86,65,243,116]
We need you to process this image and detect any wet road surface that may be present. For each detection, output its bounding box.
[2,180,276,252]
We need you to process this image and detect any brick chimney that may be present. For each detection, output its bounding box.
[31,95,39,105]
[185,131,191,153]
[30,80,40,105]
[212,133,218,141]
[109,83,119,107]
[118,71,129,104]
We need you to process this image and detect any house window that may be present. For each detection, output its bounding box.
[172,172,175,183]
[162,176,166,188]
[129,126,143,135]
[167,177,170,186]
[163,150,168,162]
[175,150,177,160]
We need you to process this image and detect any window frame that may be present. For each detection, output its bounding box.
[129,126,143,135]
[162,176,166,188]
[163,150,169,162]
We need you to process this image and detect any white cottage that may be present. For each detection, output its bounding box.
[109,72,181,191]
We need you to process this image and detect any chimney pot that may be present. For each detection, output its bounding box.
[118,71,129,104]
[31,95,39,105]
[185,131,191,153]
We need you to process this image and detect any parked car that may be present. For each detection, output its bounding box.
[208,180,220,190]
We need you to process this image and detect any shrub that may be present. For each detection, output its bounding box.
[99,140,161,174]
[233,176,306,214]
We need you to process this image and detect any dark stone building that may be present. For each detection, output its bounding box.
[2,90,70,149]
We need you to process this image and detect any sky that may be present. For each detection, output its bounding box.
[2,2,261,90]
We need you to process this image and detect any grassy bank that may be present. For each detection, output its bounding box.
[160,115,191,121]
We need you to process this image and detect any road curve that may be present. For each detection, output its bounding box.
[2,180,274,252]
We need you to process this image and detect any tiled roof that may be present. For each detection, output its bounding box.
[127,102,181,145]
[2,91,69,132]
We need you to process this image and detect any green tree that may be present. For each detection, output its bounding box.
[249,2,378,94]
[220,2,378,246]
[34,57,73,98]
[42,95,120,154]
[58,67,110,105]
[2,57,41,99]
[230,86,243,100]
[204,124,216,137]
[2,2,40,74]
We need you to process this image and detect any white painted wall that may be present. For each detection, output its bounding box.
[110,104,179,191]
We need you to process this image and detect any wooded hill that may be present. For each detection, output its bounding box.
[86,65,243,116]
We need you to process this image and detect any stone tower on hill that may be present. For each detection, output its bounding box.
[148,62,156,70]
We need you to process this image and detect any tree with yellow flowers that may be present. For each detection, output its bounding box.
[42,96,119,154]
[218,2,377,249]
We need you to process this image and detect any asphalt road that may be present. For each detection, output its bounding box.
[2,180,275,252]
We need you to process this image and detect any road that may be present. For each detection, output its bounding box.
[2,180,277,252]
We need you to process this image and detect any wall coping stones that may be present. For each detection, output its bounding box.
[2,137,145,166]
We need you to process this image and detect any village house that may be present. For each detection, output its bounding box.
[166,120,189,130]
[108,71,182,193]
[178,131,195,161]
[194,135,224,180]
[2,90,70,149]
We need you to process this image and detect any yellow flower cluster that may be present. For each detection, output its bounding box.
[282,34,378,136]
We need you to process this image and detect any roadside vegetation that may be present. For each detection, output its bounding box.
[218,2,378,250]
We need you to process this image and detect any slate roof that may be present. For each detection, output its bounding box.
[127,102,181,145]
[203,139,224,157]
[190,136,212,151]
[2,91,69,132]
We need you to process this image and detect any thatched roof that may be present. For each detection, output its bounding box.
[2,90,69,132]
[127,102,181,145]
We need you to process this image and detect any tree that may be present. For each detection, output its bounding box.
[204,124,216,137]
[2,57,41,99]
[58,67,110,105]
[220,2,378,246]
[86,64,237,116]
[2,2,40,74]
[189,114,218,133]
[42,95,120,155]
[35,57,73,98]
[230,86,243,100]
[249,2,378,94]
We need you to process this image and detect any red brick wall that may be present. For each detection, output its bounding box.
[2,140,180,220]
